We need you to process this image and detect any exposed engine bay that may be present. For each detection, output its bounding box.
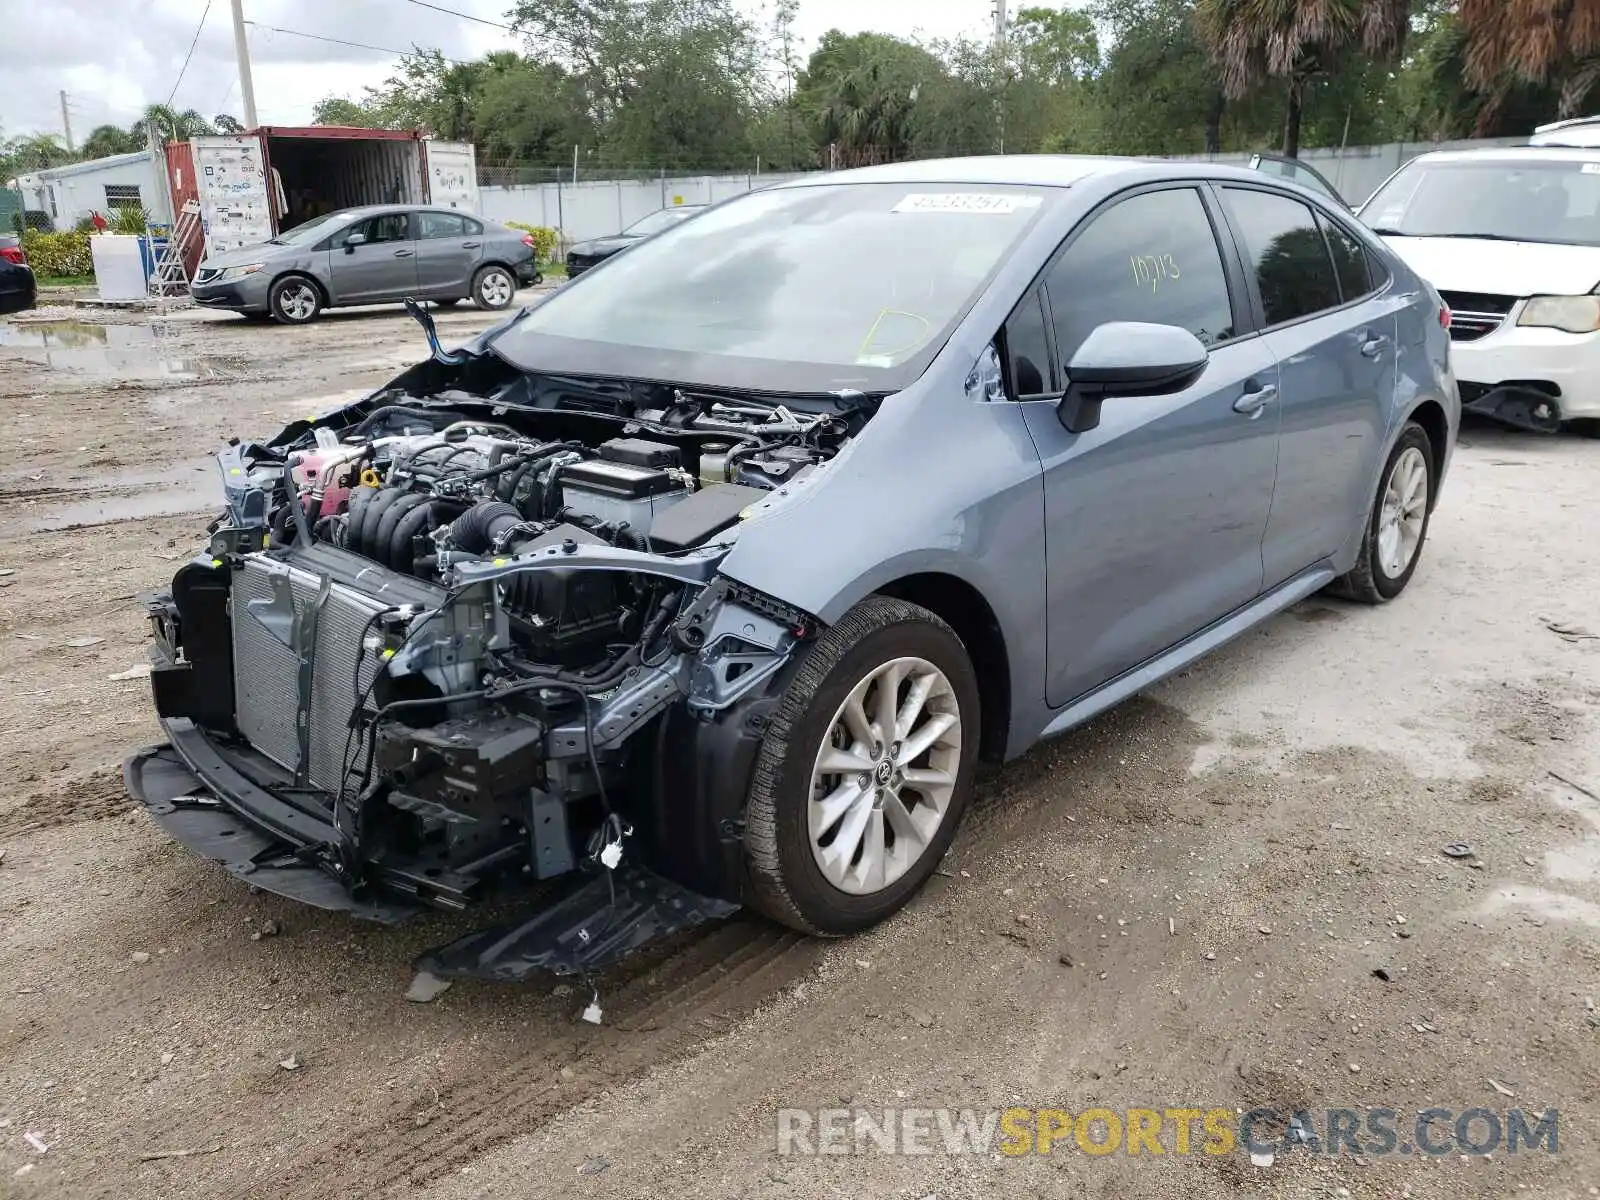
[130,330,879,977]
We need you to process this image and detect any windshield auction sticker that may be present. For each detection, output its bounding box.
[892,193,1043,214]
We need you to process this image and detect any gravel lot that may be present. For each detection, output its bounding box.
[1,294,1597,1199]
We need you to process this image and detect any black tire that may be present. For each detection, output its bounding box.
[744,596,980,936]
[1329,421,1435,603]
[471,265,516,311]
[269,275,322,325]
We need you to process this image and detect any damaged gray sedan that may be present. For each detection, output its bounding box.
[127,157,1457,979]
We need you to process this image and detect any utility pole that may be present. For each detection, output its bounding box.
[230,0,259,129]
[990,0,1008,154]
[59,91,74,152]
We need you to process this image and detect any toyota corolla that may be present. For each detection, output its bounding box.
[126,156,1458,979]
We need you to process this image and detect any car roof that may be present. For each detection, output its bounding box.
[328,204,490,220]
[1405,145,1600,166]
[772,154,1345,193]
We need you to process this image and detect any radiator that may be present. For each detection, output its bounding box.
[231,552,405,795]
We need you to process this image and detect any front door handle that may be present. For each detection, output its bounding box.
[461,241,481,249]
[1360,333,1389,358]
[393,249,414,258]
[1233,382,1278,416]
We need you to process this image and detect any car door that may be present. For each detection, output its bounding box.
[413,211,481,298]
[1216,186,1400,587]
[326,212,417,304]
[1011,184,1282,707]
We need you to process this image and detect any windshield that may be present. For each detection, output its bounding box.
[624,207,700,237]
[270,212,348,246]
[494,183,1054,393]
[1362,158,1600,246]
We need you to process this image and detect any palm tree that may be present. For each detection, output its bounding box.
[81,124,140,158]
[132,105,217,144]
[5,132,74,171]
[1195,0,1410,157]
[1457,0,1600,124]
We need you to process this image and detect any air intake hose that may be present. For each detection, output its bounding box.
[450,499,523,554]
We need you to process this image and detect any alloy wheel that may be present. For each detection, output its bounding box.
[807,656,962,896]
[480,271,512,306]
[280,283,317,321]
[1377,445,1428,578]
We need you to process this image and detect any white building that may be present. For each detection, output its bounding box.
[14,150,170,230]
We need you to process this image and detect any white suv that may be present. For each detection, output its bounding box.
[1360,143,1600,431]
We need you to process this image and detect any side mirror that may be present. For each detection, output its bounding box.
[344,232,367,253]
[1057,321,1209,433]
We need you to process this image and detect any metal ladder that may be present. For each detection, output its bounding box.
[149,200,201,297]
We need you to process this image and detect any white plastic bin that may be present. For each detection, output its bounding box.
[90,234,147,302]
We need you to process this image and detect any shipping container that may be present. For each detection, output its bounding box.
[165,127,479,274]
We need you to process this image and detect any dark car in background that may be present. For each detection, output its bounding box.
[565,204,708,277]
[0,235,36,315]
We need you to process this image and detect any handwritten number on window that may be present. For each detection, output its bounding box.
[1129,254,1181,293]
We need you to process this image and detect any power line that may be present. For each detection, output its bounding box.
[167,0,216,107]
[244,20,473,65]
[392,0,518,33]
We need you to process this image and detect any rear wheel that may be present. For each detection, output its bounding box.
[269,275,322,324]
[1330,421,1434,603]
[744,596,979,935]
[471,265,515,311]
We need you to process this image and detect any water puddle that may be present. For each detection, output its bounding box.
[0,319,228,381]
[11,458,218,532]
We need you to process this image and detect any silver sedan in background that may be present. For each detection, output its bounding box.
[189,205,541,324]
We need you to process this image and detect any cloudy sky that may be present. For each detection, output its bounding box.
[4,0,996,142]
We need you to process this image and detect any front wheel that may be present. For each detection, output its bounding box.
[1330,421,1435,603]
[269,276,322,324]
[471,265,515,310]
[744,596,979,935]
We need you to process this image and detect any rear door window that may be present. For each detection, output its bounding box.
[1044,187,1237,363]
[419,212,468,240]
[1317,213,1373,302]
[1222,188,1342,325]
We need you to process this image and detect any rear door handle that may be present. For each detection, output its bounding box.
[1233,382,1278,416]
[393,249,414,258]
[1360,334,1389,358]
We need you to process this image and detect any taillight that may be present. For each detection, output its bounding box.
[520,234,536,248]
[1439,303,1452,329]
[0,245,24,266]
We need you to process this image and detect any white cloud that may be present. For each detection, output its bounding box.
[4,0,992,142]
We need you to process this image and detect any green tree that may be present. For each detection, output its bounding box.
[1013,5,1100,86]
[473,58,596,167]
[1079,0,1230,154]
[311,97,383,127]
[3,132,75,171]
[511,0,767,167]
[132,105,215,143]
[796,31,949,166]
[80,124,140,158]
[214,114,246,134]
[1195,0,1411,156]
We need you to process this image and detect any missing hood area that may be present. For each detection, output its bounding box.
[126,347,881,981]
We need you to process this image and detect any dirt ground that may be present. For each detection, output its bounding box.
[1,293,1598,1200]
